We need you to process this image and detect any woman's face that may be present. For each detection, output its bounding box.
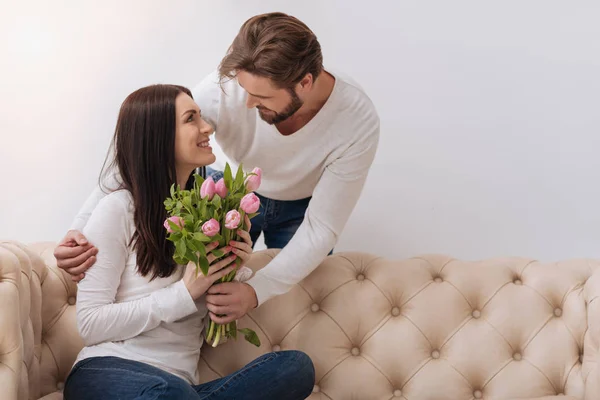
[174,92,216,174]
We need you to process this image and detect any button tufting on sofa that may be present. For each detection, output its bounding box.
[514,278,523,285]
[356,273,365,281]
[5,243,600,400]
[513,352,522,361]
[472,310,481,319]
[68,297,75,305]
[351,347,360,356]
[434,276,443,283]
[554,308,563,317]
[272,345,281,352]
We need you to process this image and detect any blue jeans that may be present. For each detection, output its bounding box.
[64,351,315,399]
[206,167,309,249]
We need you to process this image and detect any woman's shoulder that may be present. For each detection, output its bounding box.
[92,189,134,222]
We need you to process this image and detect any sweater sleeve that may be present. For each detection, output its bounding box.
[246,118,380,305]
[69,172,120,232]
[76,193,197,347]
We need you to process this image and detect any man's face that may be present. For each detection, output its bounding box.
[236,70,303,124]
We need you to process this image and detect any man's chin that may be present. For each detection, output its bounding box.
[258,111,276,125]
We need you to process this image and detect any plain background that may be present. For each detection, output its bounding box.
[1,1,599,261]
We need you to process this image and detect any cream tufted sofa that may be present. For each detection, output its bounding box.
[2,240,600,400]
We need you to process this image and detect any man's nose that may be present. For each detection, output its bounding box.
[246,95,259,109]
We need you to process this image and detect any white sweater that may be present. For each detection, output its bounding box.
[73,190,206,384]
[71,69,379,306]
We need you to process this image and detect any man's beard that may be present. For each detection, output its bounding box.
[257,89,303,125]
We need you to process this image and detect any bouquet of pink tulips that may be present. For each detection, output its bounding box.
[163,163,262,347]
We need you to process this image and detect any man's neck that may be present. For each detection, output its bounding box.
[275,71,335,136]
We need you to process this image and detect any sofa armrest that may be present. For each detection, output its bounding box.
[583,268,600,399]
[0,243,25,400]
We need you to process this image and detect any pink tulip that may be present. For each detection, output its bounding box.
[240,193,260,214]
[200,177,216,200]
[164,216,185,233]
[215,178,228,198]
[202,218,220,237]
[245,167,262,192]
[225,210,241,230]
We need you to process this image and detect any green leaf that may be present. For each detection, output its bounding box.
[234,164,244,191]
[167,219,182,233]
[175,239,186,258]
[238,328,261,347]
[199,255,209,276]
[185,249,199,264]
[212,194,222,209]
[230,321,237,340]
[247,212,259,219]
[170,184,175,198]
[211,248,225,258]
[224,163,233,190]
[187,239,201,252]
[192,232,212,243]
[173,256,186,265]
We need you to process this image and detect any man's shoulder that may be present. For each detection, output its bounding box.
[191,70,246,104]
[329,69,378,120]
[96,190,133,217]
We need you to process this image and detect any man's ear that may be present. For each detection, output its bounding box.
[298,73,314,92]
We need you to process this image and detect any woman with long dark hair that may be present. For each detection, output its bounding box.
[63,84,314,399]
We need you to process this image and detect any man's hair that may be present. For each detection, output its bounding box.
[219,12,324,89]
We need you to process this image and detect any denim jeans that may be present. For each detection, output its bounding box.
[64,351,315,399]
[206,167,310,249]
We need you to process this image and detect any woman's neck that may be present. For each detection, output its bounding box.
[176,167,194,189]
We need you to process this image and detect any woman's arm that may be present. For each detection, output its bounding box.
[75,192,198,347]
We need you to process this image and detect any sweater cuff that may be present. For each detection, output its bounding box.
[246,273,276,307]
[155,280,198,323]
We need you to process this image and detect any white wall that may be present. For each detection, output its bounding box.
[1,1,599,261]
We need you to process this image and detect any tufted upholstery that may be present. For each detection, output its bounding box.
[2,241,600,400]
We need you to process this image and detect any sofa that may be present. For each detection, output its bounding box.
[1,240,600,400]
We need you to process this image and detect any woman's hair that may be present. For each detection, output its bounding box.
[100,84,192,280]
[219,12,324,89]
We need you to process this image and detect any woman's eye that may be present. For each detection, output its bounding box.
[187,114,194,122]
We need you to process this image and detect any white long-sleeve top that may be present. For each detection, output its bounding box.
[71,69,379,306]
[73,190,207,384]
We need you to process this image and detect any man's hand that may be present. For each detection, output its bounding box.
[53,230,98,282]
[206,282,258,324]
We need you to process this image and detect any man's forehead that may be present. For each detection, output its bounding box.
[237,71,279,93]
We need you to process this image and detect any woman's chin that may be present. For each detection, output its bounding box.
[197,154,216,167]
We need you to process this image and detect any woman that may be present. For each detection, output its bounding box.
[63,85,315,399]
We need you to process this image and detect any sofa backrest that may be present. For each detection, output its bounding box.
[2,241,600,400]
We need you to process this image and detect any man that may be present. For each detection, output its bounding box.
[55,12,379,324]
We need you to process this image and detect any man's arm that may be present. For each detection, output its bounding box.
[247,120,380,306]
[54,174,117,280]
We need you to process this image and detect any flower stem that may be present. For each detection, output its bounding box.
[212,324,222,347]
[206,320,215,342]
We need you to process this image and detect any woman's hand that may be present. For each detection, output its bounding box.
[205,216,257,323]
[227,215,253,266]
[183,241,237,301]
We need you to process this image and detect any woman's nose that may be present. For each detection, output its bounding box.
[199,118,214,135]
